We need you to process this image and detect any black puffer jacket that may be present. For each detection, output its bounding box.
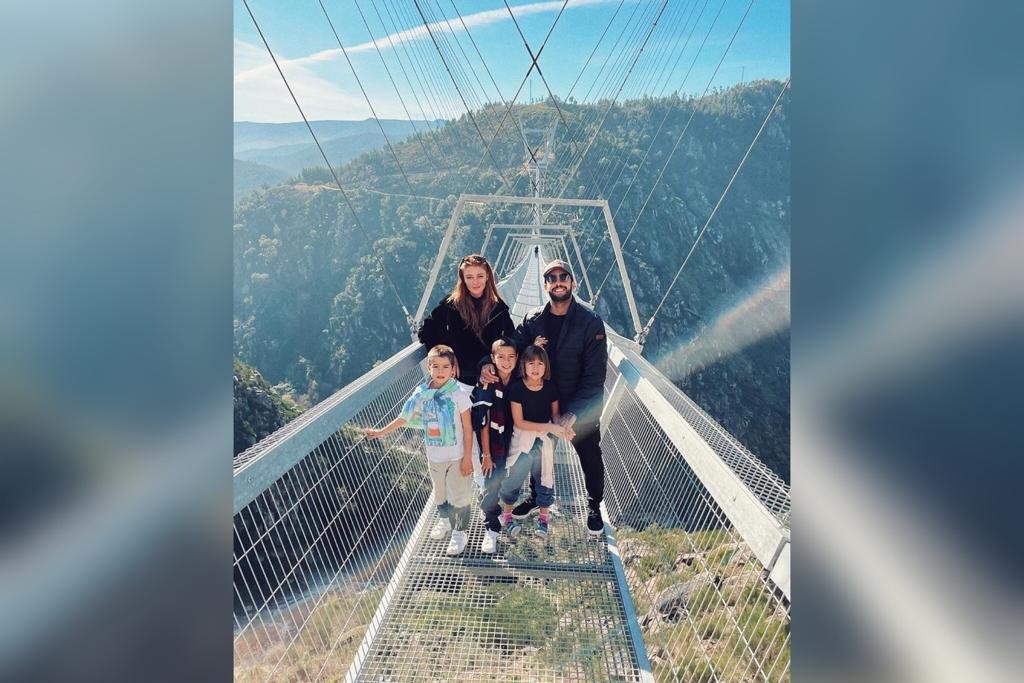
[418,297,515,386]
[513,299,607,421]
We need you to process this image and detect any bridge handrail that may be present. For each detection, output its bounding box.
[233,342,427,514]
[604,331,791,598]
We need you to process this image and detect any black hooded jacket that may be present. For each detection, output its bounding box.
[418,297,515,386]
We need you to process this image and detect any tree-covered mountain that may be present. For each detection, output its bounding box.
[234,159,289,202]
[233,358,303,456]
[233,82,789,480]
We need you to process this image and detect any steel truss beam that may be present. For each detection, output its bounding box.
[416,195,642,338]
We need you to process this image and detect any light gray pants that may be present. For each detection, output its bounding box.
[428,459,473,531]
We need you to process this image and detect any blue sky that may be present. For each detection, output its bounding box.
[235,0,789,122]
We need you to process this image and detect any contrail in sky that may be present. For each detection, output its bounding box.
[235,0,631,84]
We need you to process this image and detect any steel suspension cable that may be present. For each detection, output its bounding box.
[641,77,790,341]
[350,0,444,173]
[412,0,513,189]
[369,0,456,162]
[551,0,665,178]
[500,0,606,198]
[423,0,527,185]
[592,0,757,300]
[564,0,626,102]
[420,0,492,113]
[585,0,704,198]
[584,0,724,269]
[446,0,533,172]
[547,0,652,183]
[442,0,571,198]
[548,0,670,203]
[241,0,415,328]
[426,0,496,107]
[317,0,417,194]
[384,0,464,130]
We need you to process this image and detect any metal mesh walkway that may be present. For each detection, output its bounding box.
[352,439,647,682]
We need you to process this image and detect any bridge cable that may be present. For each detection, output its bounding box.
[368,0,461,164]
[412,0,513,189]
[241,0,415,329]
[545,0,670,207]
[317,0,418,195]
[500,0,607,200]
[592,0,757,301]
[564,0,626,102]
[423,0,533,200]
[588,0,707,201]
[584,0,724,272]
[316,184,448,204]
[546,0,658,187]
[558,0,676,195]
[426,0,495,109]
[449,0,571,199]
[350,0,446,173]
[379,0,464,133]
[640,77,790,343]
[446,0,535,197]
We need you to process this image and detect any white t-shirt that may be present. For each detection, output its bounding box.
[424,386,473,463]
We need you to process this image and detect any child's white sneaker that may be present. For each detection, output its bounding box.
[480,529,499,554]
[429,517,452,540]
[446,530,468,556]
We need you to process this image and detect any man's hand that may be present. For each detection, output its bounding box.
[459,457,473,477]
[481,454,494,477]
[480,363,499,384]
[534,335,548,348]
[366,428,384,440]
[556,413,576,440]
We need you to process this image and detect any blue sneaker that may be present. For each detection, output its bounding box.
[507,520,522,539]
[536,517,549,538]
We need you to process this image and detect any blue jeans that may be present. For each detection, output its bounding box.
[479,457,507,532]
[500,438,554,508]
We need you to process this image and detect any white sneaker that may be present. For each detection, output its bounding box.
[429,517,452,540]
[446,530,468,556]
[480,529,499,554]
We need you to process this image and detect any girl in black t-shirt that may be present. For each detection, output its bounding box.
[499,345,573,539]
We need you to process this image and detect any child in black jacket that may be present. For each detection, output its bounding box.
[471,339,518,554]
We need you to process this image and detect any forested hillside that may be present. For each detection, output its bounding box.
[233,81,789,480]
[233,358,303,456]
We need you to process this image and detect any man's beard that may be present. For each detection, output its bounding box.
[549,288,572,302]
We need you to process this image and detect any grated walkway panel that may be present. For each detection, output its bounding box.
[354,438,646,682]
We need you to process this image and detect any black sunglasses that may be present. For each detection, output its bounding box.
[544,272,572,283]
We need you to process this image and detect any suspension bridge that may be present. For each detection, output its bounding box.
[235,1,789,680]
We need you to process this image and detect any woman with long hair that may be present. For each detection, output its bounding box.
[418,254,514,386]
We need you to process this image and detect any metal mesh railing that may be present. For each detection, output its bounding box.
[233,344,432,682]
[609,332,791,522]
[601,349,791,682]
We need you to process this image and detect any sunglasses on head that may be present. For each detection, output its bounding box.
[544,272,572,283]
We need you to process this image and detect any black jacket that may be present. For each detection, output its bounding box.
[512,298,607,421]
[418,297,515,386]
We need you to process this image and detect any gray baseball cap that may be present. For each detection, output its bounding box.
[542,259,574,279]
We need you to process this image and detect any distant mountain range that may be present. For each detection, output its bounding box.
[233,119,443,198]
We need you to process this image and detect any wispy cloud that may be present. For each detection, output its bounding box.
[234,38,376,122]
[235,0,626,85]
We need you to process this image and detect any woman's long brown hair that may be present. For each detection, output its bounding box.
[449,254,499,337]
